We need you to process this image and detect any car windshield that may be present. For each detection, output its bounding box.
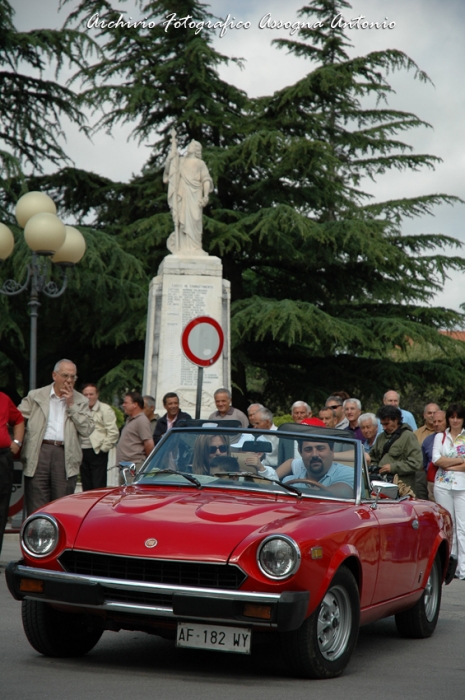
[136,426,359,500]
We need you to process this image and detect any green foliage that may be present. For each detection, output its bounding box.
[97,359,145,401]
[0,2,150,397]
[222,0,465,408]
[109,404,126,429]
[274,414,293,427]
[64,0,247,159]
[0,0,95,177]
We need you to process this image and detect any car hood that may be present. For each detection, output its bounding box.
[73,485,341,562]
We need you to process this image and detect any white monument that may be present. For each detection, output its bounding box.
[143,130,231,417]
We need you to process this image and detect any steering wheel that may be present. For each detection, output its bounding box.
[286,478,328,492]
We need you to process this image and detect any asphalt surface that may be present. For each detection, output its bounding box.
[1,533,464,700]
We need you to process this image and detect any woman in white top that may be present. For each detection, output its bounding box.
[432,403,465,579]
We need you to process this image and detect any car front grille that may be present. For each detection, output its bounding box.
[58,551,247,590]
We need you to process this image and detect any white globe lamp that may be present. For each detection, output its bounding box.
[15,191,57,228]
[51,226,87,266]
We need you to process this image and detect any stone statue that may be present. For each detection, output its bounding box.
[163,129,213,256]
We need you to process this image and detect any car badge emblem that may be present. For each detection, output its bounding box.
[145,538,158,548]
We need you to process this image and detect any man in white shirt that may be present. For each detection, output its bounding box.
[247,403,264,426]
[291,401,312,423]
[249,407,279,467]
[18,359,94,515]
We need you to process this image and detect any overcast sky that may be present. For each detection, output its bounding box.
[11,0,465,313]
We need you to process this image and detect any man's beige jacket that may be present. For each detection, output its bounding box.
[87,400,119,454]
[18,384,94,478]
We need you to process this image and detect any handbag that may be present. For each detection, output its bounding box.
[427,460,437,483]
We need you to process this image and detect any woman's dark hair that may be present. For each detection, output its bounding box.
[376,405,402,424]
[192,434,230,475]
[446,403,465,425]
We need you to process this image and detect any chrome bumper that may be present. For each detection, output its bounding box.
[6,561,309,632]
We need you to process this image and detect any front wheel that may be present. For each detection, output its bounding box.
[395,554,442,638]
[281,566,360,679]
[22,599,103,657]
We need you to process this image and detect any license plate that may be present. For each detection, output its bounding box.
[176,622,252,654]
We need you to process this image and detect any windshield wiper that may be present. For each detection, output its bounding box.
[213,471,302,498]
[143,468,202,489]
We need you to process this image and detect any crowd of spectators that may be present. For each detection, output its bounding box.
[1,363,464,581]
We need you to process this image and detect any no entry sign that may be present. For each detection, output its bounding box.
[181,316,224,367]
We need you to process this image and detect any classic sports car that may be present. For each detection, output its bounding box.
[6,422,455,679]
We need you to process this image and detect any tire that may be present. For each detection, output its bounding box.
[281,566,360,679]
[22,599,103,657]
[395,554,442,639]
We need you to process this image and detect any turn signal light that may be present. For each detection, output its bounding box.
[311,546,323,560]
[243,603,272,620]
[19,578,44,593]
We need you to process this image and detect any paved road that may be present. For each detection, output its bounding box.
[1,533,464,700]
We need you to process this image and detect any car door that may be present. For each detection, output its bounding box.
[370,497,421,603]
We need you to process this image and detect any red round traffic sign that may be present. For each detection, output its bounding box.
[181,316,224,367]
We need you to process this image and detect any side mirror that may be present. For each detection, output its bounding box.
[370,480,399,508]
[118,461,136,485]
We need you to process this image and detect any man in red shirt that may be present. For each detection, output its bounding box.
[0,392,24,558]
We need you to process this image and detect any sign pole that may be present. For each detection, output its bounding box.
[195,366,204,419]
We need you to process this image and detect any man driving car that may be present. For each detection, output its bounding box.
[258,439,354,498]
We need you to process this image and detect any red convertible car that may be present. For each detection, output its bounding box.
[6,422,454,679]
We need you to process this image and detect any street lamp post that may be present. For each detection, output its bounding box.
[0,192,86,390]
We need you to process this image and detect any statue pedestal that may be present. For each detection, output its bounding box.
[143,254,231,417]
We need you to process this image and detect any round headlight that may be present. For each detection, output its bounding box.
[257,535,301,579]
[22,515,59,558]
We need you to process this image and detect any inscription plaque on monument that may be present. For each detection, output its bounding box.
[143,256,230,417]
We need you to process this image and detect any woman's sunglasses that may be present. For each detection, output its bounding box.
[209,444,228,455]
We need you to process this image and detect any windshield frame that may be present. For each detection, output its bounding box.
[136,425,363,503]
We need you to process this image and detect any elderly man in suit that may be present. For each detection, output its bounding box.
[18,359,94,515]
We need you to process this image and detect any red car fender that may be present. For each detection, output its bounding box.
[20,489,116,568]
[309,544,362,612]
[418,532,450,588]
[411,500,453,587]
